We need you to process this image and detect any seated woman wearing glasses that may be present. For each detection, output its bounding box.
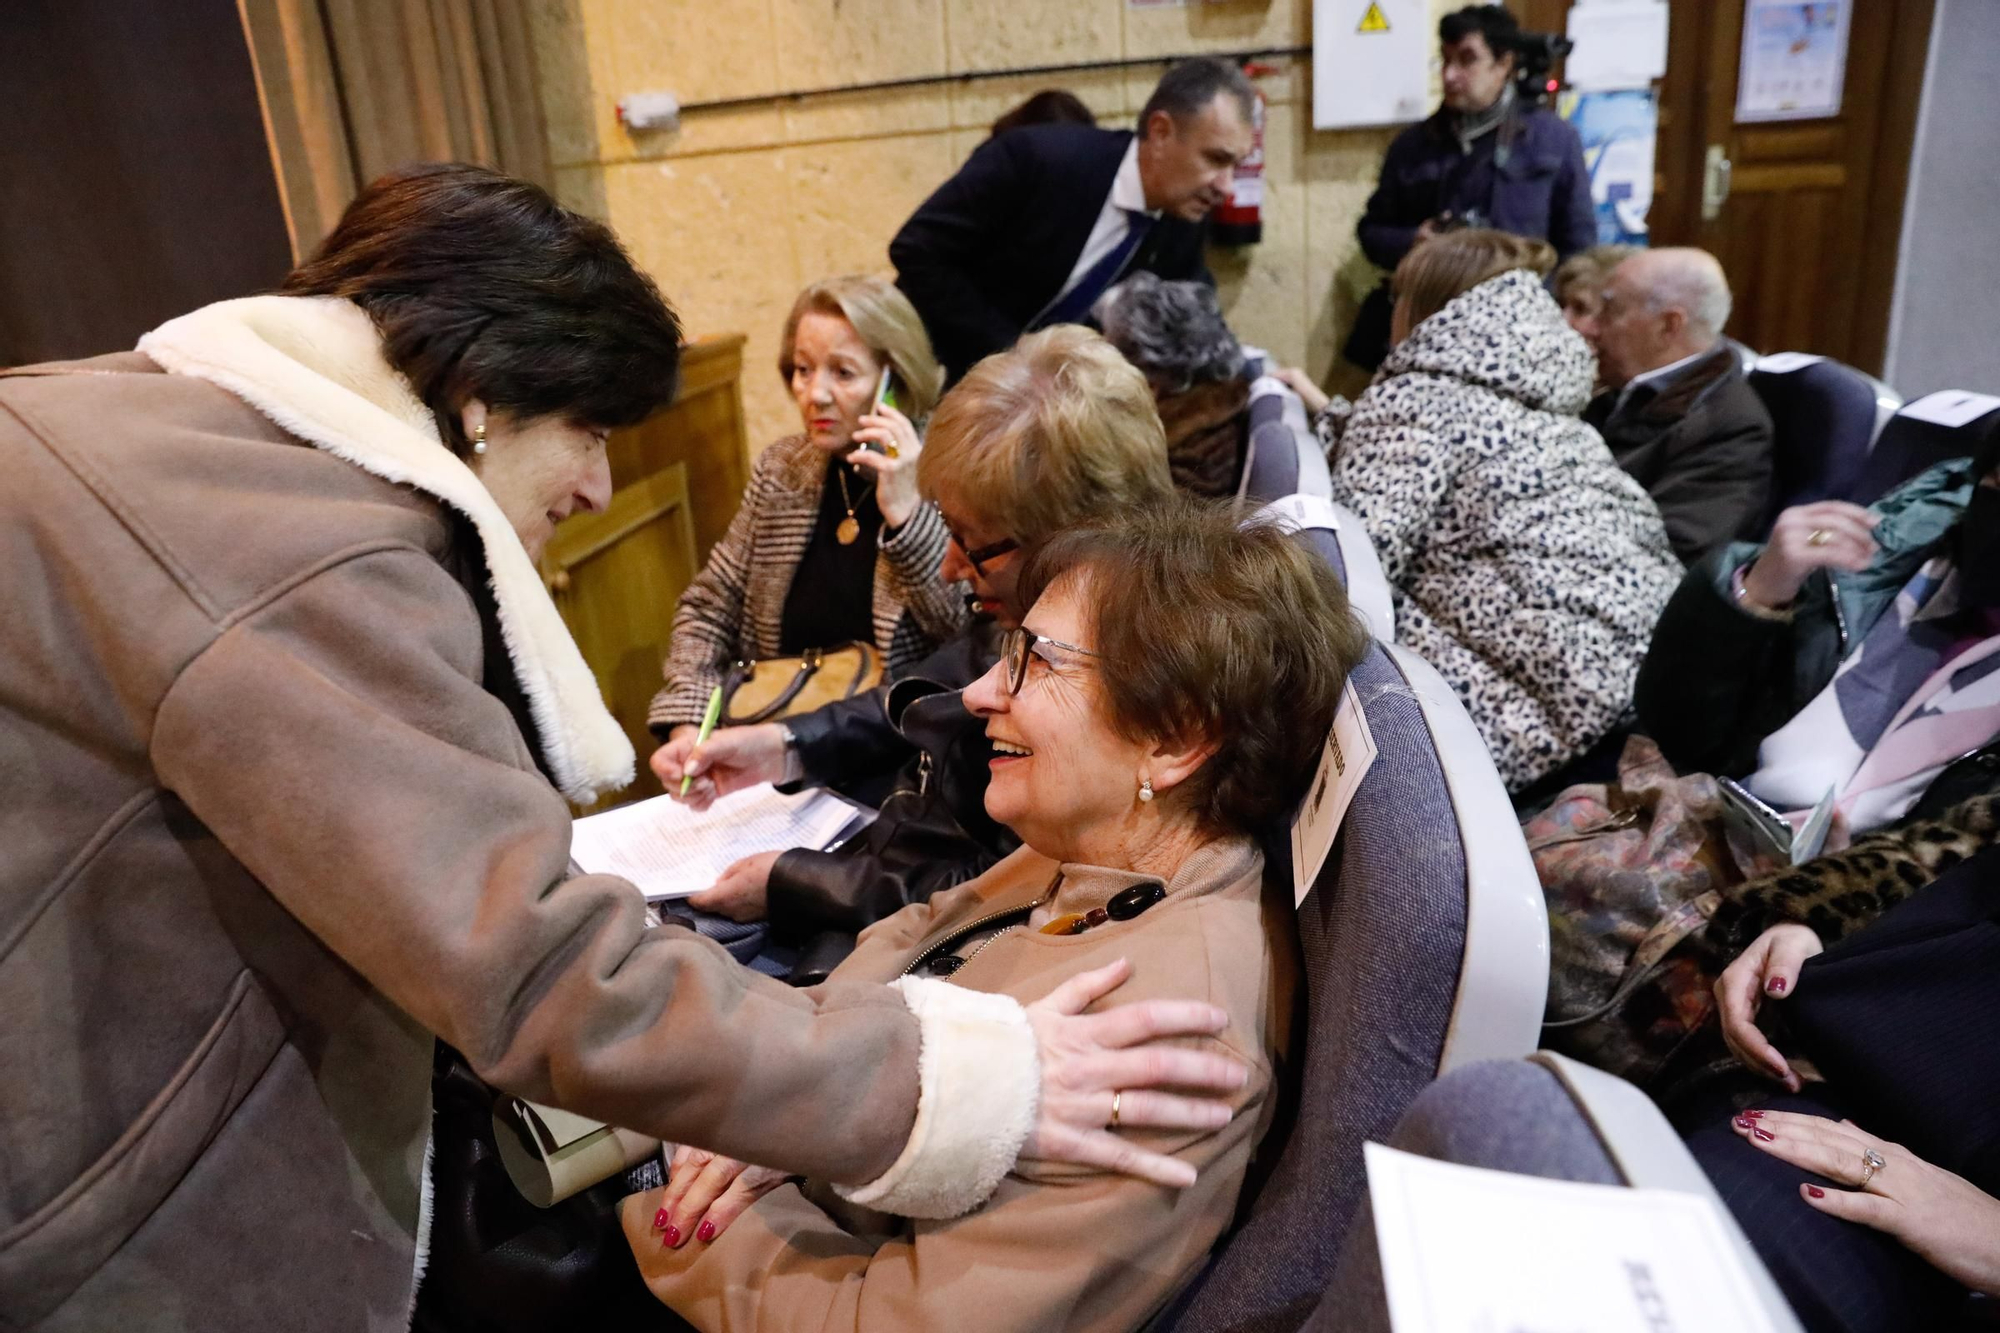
[622,497,1369,1331]
[647,275,963,755]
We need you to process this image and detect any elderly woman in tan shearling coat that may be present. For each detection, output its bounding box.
[623,500,1369,1332]
[0,166,1246,1331]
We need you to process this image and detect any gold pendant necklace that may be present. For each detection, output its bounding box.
[834,463,870,546]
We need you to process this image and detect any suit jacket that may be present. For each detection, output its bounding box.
[890,124,1212,378]
[1586,343,1776,566]
[623,838,1296,1333]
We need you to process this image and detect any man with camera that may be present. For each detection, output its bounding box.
[1345,4,1595,368]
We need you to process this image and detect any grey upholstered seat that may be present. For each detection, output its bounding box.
[1747,353,1901,531]
[1156,641,1547,1332]
[1851,389,2000,504]
[1239,375,1332,504]
[1256,495,1395,643]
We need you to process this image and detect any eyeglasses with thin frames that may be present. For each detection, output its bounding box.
[1000,627,1101,696]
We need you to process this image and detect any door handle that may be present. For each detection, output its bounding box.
[1702,144,1733,222]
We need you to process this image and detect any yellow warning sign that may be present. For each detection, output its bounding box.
[1357,1,1390,32]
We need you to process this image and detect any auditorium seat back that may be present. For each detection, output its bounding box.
[1851,389,2000,505]
[1157,641,1547,1331]
[1239,376,1332,505]
[1258,494,1395,642]
[1748,352,1901,532]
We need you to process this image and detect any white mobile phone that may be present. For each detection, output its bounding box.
[858,368,898,454]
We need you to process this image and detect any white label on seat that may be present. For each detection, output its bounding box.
[1752,351,1825,374]
[1291,677,1377,907]
[1901,389,2000,429]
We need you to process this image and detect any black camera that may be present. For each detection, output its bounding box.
[1511,32,1573,107]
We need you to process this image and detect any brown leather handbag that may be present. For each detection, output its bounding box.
[719,642,883,725]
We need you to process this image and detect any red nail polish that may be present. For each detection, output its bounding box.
[1744,1109,1766,1118]
[1806,1185,1825,1198]
[1753,1127,1776,1142]
[1733,1116,1755,1130]
[697,1219,716,1242]
[653,1207,670,1231]
[662,1224,681,1247]
[1767,976,1787,995]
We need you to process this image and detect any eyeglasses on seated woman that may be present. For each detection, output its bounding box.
[620,496,1371,1332]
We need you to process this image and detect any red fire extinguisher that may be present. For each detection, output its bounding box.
[1211,68,1267,247]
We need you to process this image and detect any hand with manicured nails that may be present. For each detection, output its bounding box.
[1731,1110,2000,1296]
[1022,958,1247,1189]
[1741,500,1881,611]
[689,850,780,923]
[648,1144,791,1249]
[847,404,925,528]
[648,722,790,811]
[1715,922,1824,1091]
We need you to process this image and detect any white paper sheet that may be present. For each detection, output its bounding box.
[1900,388,2000,429]
[1736,0,1853,123]
[1291,678,1378,906]
[1366,1143,1786,1333]
[1565,0,1669,91]
[569,784,858,901]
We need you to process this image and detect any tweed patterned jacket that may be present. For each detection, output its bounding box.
[1325,269,1683,792]
[649,434,965,733]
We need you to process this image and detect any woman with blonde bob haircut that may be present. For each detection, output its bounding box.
[1318,227,1680,792]
[649,274,963,765]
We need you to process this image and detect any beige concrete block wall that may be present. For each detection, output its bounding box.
[535,0,1451,452]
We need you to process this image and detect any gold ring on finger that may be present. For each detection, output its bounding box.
[1807,528,1832,547]
[1859,1147,1886,1187]
[886,443,900,459]
[1109,1090,1122,1131]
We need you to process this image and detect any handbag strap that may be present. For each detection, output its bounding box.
[723,648,824,726]
[1544,890,1722,1029]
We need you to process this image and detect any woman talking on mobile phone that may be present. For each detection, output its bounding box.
[648,275,964,769]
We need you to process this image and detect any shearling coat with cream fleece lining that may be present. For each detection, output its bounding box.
[0,296,1034,1332]
[1326,268,1683,791]
[623,837,1294,1333]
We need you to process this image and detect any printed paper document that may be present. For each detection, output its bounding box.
[570,784,858,901]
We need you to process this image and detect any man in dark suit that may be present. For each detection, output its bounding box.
[890,58,1256,380]
[1580,247,1775,566]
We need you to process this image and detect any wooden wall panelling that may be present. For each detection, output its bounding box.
[608,335,752,565]
[544,463,699,812]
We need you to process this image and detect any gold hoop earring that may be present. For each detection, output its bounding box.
[472,423,488,456]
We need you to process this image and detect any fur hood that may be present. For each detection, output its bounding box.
[138,295,635,804]
[1383,267,1597,417]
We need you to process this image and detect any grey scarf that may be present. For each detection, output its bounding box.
[1450,82,1516,154]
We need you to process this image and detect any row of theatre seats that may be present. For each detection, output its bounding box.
[1158,356,1993,1328]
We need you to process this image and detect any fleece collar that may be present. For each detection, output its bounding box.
[138,295,635,804]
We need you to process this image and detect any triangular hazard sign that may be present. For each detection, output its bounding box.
[1358,2,1390,32]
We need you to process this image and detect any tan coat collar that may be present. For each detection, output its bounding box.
[137,295,634,804]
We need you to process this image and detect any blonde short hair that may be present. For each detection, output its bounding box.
[1394,228,1558,332]
[918,326,1175,546]
[1552,243,1640,308]
[777,275,944,419]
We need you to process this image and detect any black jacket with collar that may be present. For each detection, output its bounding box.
[889,123,1212,379]
[1586,342,1776,566]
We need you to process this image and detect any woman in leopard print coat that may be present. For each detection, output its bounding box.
[1324,240,1682,791]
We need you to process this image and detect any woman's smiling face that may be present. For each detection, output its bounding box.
[962,576,1157,863]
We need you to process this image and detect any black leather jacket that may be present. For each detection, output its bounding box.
[768,623,1015,984]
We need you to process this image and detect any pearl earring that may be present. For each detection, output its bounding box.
[472,423,487,456]
[1138,777,1155,803]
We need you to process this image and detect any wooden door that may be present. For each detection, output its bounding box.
[1650,0,1934,372]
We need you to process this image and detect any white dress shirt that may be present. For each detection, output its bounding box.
[1047,139,1161,308]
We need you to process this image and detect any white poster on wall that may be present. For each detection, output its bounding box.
[1736,0,1852,121]
[1313,0,1430,129]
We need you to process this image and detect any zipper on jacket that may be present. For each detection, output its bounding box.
[898,879,1060,978]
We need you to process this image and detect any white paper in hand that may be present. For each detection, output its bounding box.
[1291,678,1378,907]
[569,784,857,901]
[1365,1143,1789,1333]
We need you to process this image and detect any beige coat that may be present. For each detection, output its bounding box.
[0,296,1034,1332]
[623,838,1296,1333]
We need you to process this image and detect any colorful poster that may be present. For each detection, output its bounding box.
[1559,89,1657,245]
[1735,0,1852,122]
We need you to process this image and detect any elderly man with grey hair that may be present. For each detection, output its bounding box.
[1580,246,1775,565]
